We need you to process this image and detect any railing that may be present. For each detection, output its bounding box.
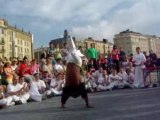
[143,67,160,86]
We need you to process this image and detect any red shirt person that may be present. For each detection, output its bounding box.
[19,57,31,77]
[111,45,120,72]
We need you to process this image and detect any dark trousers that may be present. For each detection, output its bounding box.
[61,83,88,104]
[112,60,120,72]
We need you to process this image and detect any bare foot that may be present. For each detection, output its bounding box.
[61,104,66,108]
[86,104,94,108]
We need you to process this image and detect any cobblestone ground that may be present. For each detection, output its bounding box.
[0,87,160,120]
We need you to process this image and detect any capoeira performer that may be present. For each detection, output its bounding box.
[132,47,146,88]
[61,36,92,108]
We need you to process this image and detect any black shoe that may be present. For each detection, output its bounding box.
[15,101,22,105]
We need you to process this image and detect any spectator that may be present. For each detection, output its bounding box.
[106,69,123,90]
[0,85,14,109]
[3,62,15,84]
[111,45,120,72]
[119,47,126,62]
[7,75,30,104]
[87,43,98,69]
[30,59,39,75]
[132,47,146,88]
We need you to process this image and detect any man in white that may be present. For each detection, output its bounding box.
[92,66,107,91]
[54,58,64,75]
[0,85,14,108]
[50,73,64,95]
[106,69,123,90]
[29,73,46,102]
[7,75,30,104]
[132,47,146,88]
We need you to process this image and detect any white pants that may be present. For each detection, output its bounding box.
[50,88,62,95]
[0,97,13,106]
[134,66,144,88]
[97,84,107,91]
[12,93,30,103]
[106,81,119,90]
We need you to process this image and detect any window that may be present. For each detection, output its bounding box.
[10,44,12,50]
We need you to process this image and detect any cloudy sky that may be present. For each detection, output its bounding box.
[0,0,160,48]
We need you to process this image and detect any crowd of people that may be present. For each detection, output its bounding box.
[0,40,160,109]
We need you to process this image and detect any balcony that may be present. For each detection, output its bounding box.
[0,49,5,53]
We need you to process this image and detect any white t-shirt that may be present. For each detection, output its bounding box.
[32,80,46,90]
[108,74,122,83]
[133,53,146,66]
[7,83,21,93]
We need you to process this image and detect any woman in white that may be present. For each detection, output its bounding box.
[132,47,146,88]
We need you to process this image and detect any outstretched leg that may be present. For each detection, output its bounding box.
[61,87,70,108]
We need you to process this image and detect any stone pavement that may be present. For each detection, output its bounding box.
[0,87,160,120]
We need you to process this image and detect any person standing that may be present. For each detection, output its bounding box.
[133,47,146,88]
[87,43,98,70]
[111,45,120,72]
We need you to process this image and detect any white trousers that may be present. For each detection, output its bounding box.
[50,88,62,95]
[134,66,144,88]
[0,97,13,106]
[12,93,30,103]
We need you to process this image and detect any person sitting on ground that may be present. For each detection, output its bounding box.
[0,85,14,109]
[7,75,30,105]
[92,66,107,91]
[124,68,135,86]
[54,58,64,76]
[50,72,64,96]
[106,69,123,90]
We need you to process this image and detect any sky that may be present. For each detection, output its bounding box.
[0,0,160,48]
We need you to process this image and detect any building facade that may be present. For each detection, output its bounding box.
[0,19,33,60]
[114,29,160,57]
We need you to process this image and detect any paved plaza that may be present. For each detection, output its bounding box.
[0,87,160,120]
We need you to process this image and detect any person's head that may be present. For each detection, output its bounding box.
[43,71,49,78]
[119,68,124,73]
[19,76,25,84]
[136,47,141,54]
[126,68,131,75]
[111,69,117,75]
[23,57,28,64]
[34,73,39,81]
[56,58,62,64]
[31,59,36,64]
[103,69,107,75]
[98,66,103,73]
[11,58,17,65]
[46,57,51,64]
[82,59,87,66]
[56,73,63,80]
[113,45,117,50]
[4,62,11,68]
[13,75,19,85]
